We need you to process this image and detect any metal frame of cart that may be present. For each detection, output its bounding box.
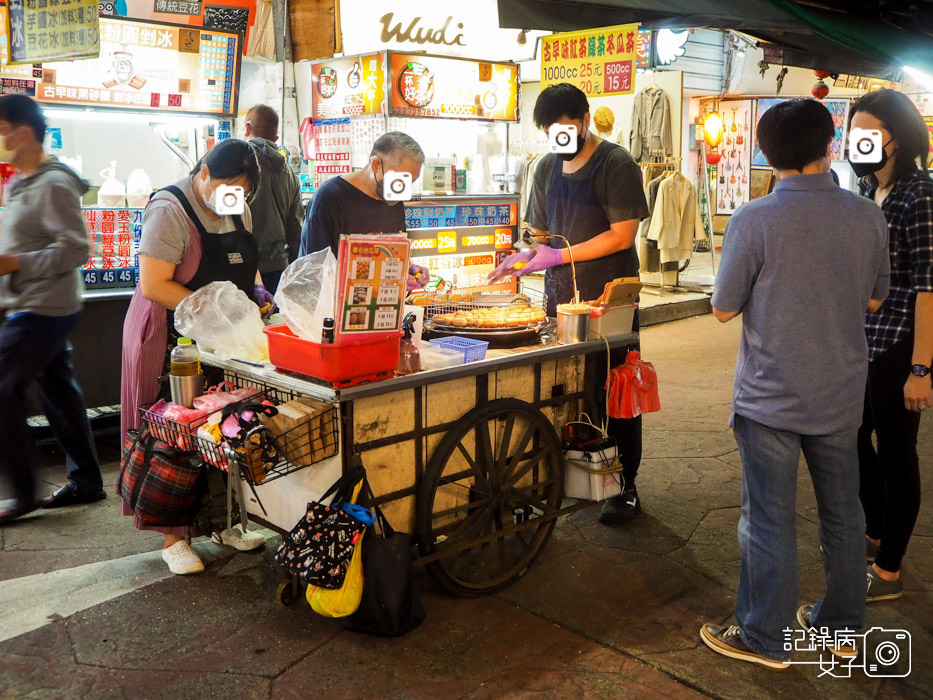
[202,331,637,601]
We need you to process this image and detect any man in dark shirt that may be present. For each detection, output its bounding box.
[242,104,303,294]
[490,83,650,525]
[300,132,422,255]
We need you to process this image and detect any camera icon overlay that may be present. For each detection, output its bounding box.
[384,170,412,202]
[215,184,245,215]
[849,128,884,163]
[549,123,578,154]
[863,627,911,678]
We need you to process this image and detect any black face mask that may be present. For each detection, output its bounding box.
[849,139,896,179]
[557,133,587,162]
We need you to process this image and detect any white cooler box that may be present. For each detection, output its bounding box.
[564,445,623,501]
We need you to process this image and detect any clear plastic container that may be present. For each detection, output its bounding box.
[419,345,462,370]
[170,337,201,376]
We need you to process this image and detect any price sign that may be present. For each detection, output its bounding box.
[541,23,638,97]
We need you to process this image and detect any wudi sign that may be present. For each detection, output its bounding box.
[540,24,638,97]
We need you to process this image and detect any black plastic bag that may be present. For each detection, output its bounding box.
[343,484,425,637]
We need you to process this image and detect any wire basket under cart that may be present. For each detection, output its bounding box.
[139,372,339,486]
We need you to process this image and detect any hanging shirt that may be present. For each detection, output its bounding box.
[646,172,705,263]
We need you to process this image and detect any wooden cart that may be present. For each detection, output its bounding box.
[202,330,637,600]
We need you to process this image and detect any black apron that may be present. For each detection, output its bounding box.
[543,144,639,317]
[164,185,259,299]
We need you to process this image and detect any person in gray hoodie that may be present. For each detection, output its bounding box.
[241,104,302,293]
[0,95,105,525]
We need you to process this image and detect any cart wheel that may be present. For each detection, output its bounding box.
[416,398,564,597]
[275,578,300,606]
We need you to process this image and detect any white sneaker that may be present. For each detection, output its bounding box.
[161,540,205,575]
[213,526,265,552]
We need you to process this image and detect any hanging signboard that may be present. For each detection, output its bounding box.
[81,207,144,290]
[4,17,242,116]
[98,0,256,54]
[6,0,101,64]
[635,29,652,69]
[540,23,638,97]
[388,52,518,121]
[310,53,386,121]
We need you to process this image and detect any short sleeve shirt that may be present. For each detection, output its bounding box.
[712,172,890,435]
[139,176,253,265]
[525,140,650,231]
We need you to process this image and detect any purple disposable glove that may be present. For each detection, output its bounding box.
[487,245,564,282]
[407,264,430,292]
[253,284,276,318]
[487,249,536,282]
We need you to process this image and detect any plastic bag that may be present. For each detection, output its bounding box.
[174,281,268,361]
[97,161,126,207]
[274,250,337,342]
[126,168,153,208]
[606,351,661,419]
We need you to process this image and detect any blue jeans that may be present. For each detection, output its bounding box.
[733,414,865,659]
[0,312,102,504]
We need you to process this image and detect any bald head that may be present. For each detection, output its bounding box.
[245,104,279,141]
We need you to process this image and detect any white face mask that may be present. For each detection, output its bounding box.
[205,185,222,214]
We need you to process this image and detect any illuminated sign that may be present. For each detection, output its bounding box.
[494,228,513,249]
[654,29,689,66]
[5,17,242,116]
[311,53,386,121]
[389,52,518,121]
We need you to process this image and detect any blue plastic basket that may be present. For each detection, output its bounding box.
[428,336,489,363]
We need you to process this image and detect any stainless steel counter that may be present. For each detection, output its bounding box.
[202,329,638,403]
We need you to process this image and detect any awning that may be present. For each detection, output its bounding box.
[497,0,933,79]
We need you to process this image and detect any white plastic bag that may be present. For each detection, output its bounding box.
[174,281,268,361]
[126,168,152,208]
[274,250,337,342]
[97,161,126,207]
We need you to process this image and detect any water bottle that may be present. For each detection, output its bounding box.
[169,337,203,408]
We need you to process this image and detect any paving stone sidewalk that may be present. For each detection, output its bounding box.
[0,315,929,699]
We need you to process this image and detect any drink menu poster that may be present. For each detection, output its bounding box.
[0,16,240,116]
[335,234,410,341]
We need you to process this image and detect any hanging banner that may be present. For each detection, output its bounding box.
[310,53,386,121]
[7,0,101,64]
[388,52,518,121]
[540,23,638,97]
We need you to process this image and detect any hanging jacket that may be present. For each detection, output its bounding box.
[628,87,672,162]
[646,172,704,263]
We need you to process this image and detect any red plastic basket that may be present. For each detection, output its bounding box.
[263,325,401,387]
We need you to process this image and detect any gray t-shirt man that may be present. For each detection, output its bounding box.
[712,172,890,435]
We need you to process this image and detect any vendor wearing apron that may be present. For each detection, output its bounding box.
[120,139,268,575]
[490,83,650,525]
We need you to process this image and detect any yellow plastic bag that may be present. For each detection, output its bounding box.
[306,478,366,618]
[307,536,364,617]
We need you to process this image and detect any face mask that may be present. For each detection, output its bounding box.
[556,131,586,162]
[204,181,223,213]
[849,139,896,178]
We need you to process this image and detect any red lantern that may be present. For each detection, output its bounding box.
[706,150,722,165]
[814,70,832,79]
[812,80,829,99]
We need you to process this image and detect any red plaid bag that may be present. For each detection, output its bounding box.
[118,428,204,527]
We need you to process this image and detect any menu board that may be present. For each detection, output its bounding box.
[311,53,386,121]
[540,24,638,97]
[405,201,518,288]
[0,17,240,116]
[7,0,101,64]
[389,52,518,122]
[335,234,410,340]
[81,207,143,290]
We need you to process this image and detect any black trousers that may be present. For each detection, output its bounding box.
[858,336,922,573]
[587,310,642,491]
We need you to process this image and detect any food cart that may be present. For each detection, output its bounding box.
[198,322,637,601]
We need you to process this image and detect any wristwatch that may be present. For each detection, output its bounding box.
[911,364,931,378]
